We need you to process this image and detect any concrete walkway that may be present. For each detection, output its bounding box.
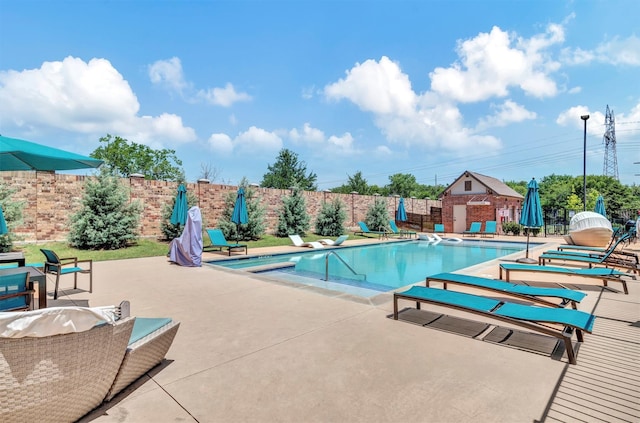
[47,235,639,422]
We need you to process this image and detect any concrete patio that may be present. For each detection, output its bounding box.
[44,235,638,422]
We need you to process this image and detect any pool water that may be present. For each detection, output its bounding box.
[209,240,528,297]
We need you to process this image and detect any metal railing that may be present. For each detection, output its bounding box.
[324,251,366,282]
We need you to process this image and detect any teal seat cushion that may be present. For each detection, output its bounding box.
[60,267,84,274]
[129,317,172,344]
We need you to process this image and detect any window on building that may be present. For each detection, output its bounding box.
[464,181,472,191]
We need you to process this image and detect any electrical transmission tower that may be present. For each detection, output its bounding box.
[602,105,619,180]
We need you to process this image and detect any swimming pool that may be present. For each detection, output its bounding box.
[209,240,532,298]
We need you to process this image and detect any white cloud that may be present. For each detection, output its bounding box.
[478,100,537,129]
[0,56,196,145]
[148,58,251,107]
[324,57,502,152]
[595,35,640,66]
[327,132,355,151]
[374,145,392,156]
[556,106,605,135]
[562,35,640,66]
[430,25,561,102]
[323,22,567,153]
[197,83,252,107]
[234,126,283,152]
[289,123,325,143]
[324,56,417,116]
[301,85,315,100]
[148,57,189,94]
[567,86,582,94]
[207,133,234,155]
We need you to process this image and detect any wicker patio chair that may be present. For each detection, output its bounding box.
[0,316,134,422]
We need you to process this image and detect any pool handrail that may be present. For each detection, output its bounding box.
[324,251,366,281]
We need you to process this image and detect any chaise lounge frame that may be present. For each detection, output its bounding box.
[393,286,595,364]
[426,272,585,309]
[499,263,632,295]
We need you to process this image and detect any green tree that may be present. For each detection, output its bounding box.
[218,178,267,241]
[314,198,347,236]
[261,149,317,191]
[566,191,583,213]
[275,188,310,236]
[538,174,574,210]
[413,184,445,199]
[330,171,371,195]
[365,198,390,232]
[386,173,419,198]
[91,134,185,181]
[0,184,25,252]
[68,170,143,249]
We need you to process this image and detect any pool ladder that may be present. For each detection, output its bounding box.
[324,251,366,281]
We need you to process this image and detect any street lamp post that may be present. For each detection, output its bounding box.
[581,114,590,211]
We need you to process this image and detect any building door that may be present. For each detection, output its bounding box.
[453,205,466,233]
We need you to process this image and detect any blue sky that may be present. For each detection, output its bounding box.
[1,1,639,189]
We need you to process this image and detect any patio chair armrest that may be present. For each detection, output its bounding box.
[58,257,79,264]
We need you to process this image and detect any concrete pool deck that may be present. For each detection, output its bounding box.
[45,234,638,422]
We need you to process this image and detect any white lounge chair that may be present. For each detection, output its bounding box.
[288,234,324,249]
[318,235,348,246]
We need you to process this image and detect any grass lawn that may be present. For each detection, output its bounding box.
[14,233,371,264]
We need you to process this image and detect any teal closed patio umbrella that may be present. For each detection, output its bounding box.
[396,197,407,222]
[517,178,543,263]
[231,188,248,242]
[170,184,188,227]
[594,195,606,217]
[0,205,7,235]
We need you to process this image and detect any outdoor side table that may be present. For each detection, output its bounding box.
[0,266,46,309]
[0,252,26,267]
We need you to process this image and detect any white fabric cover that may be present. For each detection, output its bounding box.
[569,211,613,232]
[169,206,204,266]
[0,305,117,338]
[569,211,613,247]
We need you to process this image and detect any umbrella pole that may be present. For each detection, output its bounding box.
[516,229,537,263]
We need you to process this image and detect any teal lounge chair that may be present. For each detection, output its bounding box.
[499,263,632,294]
[426,272,586,309]
[463,222,481,237]
[393,286,595,364]
[538,250,639,273]
[388,220,416,238]
[355,221,388,238]
[551,233,638,263]
[434,224,445,234]
[203,229,248,255]
[481,221,497,238]
[538,234,639,273]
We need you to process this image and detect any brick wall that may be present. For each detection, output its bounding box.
[441,192,522,233]
[3,171,442,242]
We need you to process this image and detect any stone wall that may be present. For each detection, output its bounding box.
[2,171,442,243]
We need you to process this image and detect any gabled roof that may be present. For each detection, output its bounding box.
[442,170,524,199]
